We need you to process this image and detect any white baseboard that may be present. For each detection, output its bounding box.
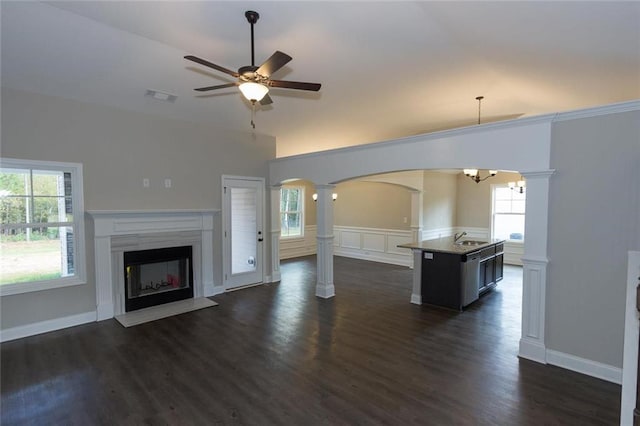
[209,285,225,296]
[519,337,547,363]
[546,349,622,385]
[0,311,96,343]
[334,251,411,267]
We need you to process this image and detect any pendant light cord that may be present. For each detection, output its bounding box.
[251,100,256,129]
[476,95,484,125]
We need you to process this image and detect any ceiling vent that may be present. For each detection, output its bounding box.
[145,89,177,103]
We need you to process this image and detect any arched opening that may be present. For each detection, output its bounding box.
[269,119,554,363]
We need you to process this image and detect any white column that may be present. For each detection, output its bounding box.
[315,184,336,298]
[410,249,423,304]
[409,190,424,269]
[621,251,640,426]
[95,235,114,321]
[270,185,282,283]
[518,170,555,363]
[201,212,215,296]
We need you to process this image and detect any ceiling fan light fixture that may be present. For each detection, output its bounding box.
[239,81,269,102]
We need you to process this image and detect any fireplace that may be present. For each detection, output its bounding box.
[124,246,194,312]
[88,209,217,320]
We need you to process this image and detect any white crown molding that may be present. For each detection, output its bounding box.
[551,99,640,122]
[271,100,640,163]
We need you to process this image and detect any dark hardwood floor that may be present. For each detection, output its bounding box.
[1,256,620,425]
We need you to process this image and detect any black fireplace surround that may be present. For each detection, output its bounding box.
[123,246,194,312]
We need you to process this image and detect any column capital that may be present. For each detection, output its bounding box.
[520,169,556,179]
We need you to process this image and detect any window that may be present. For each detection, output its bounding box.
[0,158,85,295]
[492,184,525,242]
[280,187,304,238]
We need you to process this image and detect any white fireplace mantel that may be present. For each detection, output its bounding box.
[88,209,219,321]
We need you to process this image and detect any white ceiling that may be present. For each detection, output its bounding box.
[2,1,639,157]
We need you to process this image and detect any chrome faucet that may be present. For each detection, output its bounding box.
[454,231,467,243]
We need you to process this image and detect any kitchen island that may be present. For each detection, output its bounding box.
[398,237,504,310]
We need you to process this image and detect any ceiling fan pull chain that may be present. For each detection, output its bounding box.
[251,101,256,129]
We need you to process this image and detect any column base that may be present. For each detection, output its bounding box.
[316,283,335,299]
[518,337,547,363]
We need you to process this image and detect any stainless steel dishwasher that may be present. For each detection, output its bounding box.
[461,250,481,307]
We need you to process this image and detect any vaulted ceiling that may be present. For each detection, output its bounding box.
[2,1,639,157]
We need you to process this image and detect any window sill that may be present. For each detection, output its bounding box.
[280,235,305,241]
[0,276,86,297]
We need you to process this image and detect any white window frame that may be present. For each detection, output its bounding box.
[491,183,525,244]
[280,186,304,239]
[0,158,86,296]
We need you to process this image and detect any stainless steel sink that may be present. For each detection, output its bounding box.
[455,240,488,246]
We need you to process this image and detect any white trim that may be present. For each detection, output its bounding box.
[333,226,413,267]
[0,311,96,342]
[551,99,640,122]
[88,210,217,321]
[546,349,622,385]
[279,185,305,238]
[519,256,549,363]
[270,100,640,165]
[280,225,317,259]
[518,338,547,364]
[0,157,86,296]
[221,176,266,291]
[621,251,640,425]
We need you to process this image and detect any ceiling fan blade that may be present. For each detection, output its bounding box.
[259,93,273,106]
[256,51,292,77]
[269,80,321,91]
[184,55,239,78]
[193,83,238,92]
[194,82,238,92]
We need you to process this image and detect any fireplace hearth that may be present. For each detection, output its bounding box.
[124,246,193,312]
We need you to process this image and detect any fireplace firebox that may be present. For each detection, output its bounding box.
[123,246,193,312]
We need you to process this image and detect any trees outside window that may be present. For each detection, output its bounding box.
[0,158,85,295]
[280,187,304,238]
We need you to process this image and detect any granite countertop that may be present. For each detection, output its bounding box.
[398,237,505,255]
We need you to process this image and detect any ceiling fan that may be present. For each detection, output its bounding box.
[184,10,321,110]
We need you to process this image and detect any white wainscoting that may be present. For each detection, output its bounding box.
[280,225,523,267]
[504,241,524,266]
[334,226,413,267]
[280,225,317,260]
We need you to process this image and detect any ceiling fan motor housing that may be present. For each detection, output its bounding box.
[245,11,259,24]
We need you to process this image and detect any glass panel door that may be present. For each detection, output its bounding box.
[223,177,264,289]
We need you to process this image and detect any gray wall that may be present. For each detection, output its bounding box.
[547,110,640,367]
[422,171,457,230]
[334,181,411,229]
[1,88,276,329]
[456,171,523,228]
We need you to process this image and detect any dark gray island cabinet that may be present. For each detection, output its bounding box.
[398,238,505,311]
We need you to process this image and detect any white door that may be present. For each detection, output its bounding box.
[222,176,264,289]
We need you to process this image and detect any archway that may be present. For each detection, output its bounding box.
[269,117,555,364]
